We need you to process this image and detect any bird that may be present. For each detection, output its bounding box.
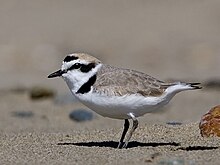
[48,53,201,149]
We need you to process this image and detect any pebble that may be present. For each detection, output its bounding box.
[12,111,34,118]
[158,158,195,165]
[204,79,220,89]
[199,105,220,137]
[69,109,94,122]
[166,121,182,126]
[29,86,55,100]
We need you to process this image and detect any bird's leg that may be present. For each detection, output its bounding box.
[122,113,138,149]
[117,119,129,149]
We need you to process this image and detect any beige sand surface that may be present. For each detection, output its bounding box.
[0,89,219,165]
[1,123,220,165]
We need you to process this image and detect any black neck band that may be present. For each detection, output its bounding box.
[76,74,97,94]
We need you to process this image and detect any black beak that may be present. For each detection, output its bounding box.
[48,69,63,78]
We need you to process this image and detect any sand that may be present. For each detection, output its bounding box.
[1,123,220,165]
[0,89,219,165]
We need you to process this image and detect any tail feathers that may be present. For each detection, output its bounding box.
[186,82,202,89]
[164,82,202,97]
[163,82,202,90]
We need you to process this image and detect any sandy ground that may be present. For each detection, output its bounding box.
[0,88,220,165]
[1,1,220,164]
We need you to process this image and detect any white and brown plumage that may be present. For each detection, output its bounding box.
[48,53,201,149]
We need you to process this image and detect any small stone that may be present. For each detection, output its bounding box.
[166,121,182,126]
[158,159,195,165]
[144,159,152,163]
[151,152,162,160]
[158,158,185,165]
[204,79,220,89]
[199,105,220,137]
[29,86,55,100]
[69,109,93,122]
[12,111,34,118]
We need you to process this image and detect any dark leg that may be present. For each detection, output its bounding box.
[122,113,138,148]
[117,119,129,148]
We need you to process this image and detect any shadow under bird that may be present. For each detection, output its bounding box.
[48,53,201,149]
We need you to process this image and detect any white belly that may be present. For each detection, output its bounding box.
[75,91,170,119]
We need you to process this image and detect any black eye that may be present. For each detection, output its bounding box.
[69,63,81,70]
[74,63,81,69]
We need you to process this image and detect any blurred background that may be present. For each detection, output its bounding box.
[0,0,220,132]
[1,0,220,90]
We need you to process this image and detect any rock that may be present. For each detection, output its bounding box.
[158,158,184,165]
[158,158,195,165]
[204,79,220,89]
[199,105,220,137]
[166,121,182,126]
[12,111,34,118]
[29,86,55,100]
[69,109,93,122]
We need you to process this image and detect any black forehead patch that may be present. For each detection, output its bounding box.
[63,55,78,62]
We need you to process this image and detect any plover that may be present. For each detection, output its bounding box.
[48,53,201,149]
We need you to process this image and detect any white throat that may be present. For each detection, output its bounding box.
[62,63,102,93]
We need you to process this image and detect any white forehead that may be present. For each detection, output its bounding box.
[61,58,89,70]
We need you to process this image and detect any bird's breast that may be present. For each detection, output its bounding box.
[74,92,168,119]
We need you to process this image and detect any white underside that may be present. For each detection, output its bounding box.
[72,83,194,119]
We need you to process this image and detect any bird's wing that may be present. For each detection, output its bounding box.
[93,65,172,97]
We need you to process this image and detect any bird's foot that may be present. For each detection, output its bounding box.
[117,142,128,149]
